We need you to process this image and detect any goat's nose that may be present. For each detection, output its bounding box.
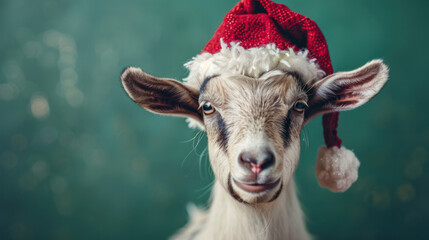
[239,150,275,175]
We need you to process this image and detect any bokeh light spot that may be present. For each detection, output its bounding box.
[396,183,416,202]
[51,227,73,240]
[371,189,391,210]
[53,193,73,216]
[2,61,26,85]
[0,83,19,100]
[404,161,423,180]
[10,223,31,240]
[60,68,78,87]
[30,94,50,119]
[32,160,50,179]
[65,88,84,107]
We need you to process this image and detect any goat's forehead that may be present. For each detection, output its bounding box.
[199,74,303,105]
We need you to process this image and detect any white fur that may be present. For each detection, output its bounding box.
[184,40,325,89]
[315,146,360,192]
[171,180,311,240]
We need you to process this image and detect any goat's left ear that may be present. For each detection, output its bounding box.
[305,60,389,121]
[121,67,203,123]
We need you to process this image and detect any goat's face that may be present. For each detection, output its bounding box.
[121,60,388,204]
[200,73,305,203]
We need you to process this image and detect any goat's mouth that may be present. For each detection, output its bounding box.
[233,178,280,193]
[228,174,283,204]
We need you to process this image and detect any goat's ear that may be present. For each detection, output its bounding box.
[121,67,203,122]
[305,60,389,121]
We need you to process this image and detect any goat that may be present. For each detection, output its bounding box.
[120,45,388,240]
[120,1,388,239]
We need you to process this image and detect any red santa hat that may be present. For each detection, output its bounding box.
[184,0,359,192]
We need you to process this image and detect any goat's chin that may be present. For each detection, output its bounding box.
[227,174,283,204]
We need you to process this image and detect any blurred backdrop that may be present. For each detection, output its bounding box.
[1,0,428,239]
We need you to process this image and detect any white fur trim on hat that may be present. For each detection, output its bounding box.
[315,146,360,192]
[184,39,325,90]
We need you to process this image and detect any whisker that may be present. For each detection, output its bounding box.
[196,180,214,199]
[301,127,310,149]
[179,130,202,143]
[181,130,203,167]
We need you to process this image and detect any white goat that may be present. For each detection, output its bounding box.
[120,42,388,240]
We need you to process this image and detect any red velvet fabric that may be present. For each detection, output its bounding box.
[202,0,342,149]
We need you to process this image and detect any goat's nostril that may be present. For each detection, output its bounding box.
[240,154,257,164]
[239,153,258,173]
[239,151,275,175]
[261,151,274,170]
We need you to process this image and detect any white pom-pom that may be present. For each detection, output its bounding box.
[315,146,360,192]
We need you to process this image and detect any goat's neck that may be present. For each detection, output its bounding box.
[198,179,311,240]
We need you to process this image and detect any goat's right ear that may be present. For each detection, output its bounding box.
[121,67,203,123]
[304,60,389,122]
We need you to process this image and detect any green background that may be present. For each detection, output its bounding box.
[1,0,428,239]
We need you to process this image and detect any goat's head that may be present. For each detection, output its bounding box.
[121,52,388,204]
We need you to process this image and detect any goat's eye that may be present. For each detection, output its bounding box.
[202,102,215,115]
[294,101,308,112]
